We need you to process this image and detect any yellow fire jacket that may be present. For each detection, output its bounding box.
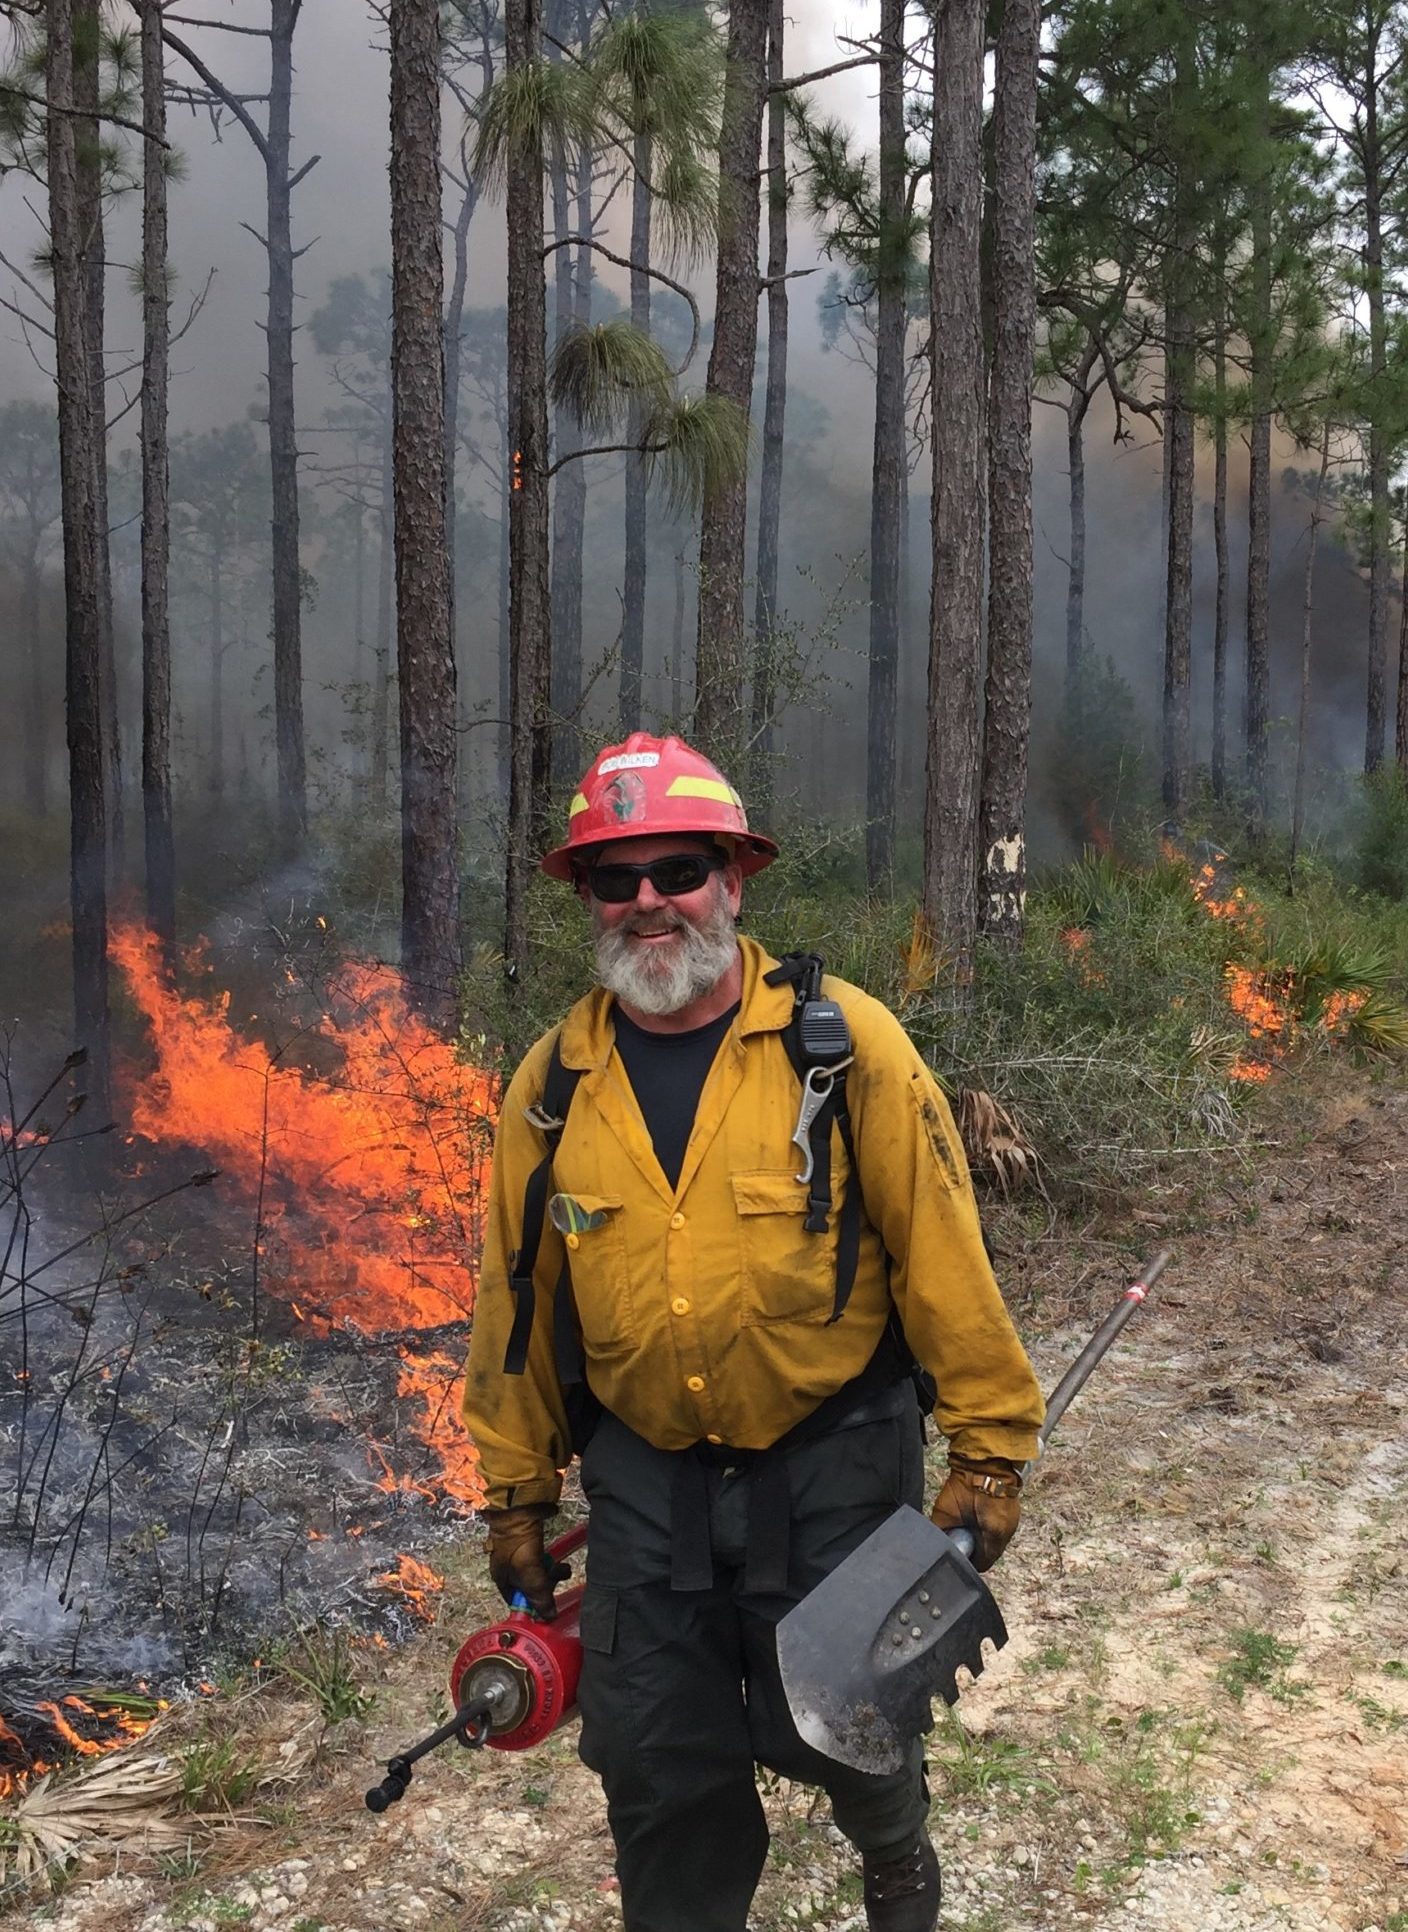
[462,936,1044,1510]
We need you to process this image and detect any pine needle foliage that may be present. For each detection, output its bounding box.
[588,9,723,266]
[550,318,675,436]
[472,60,594,191]
[642,392,752,516]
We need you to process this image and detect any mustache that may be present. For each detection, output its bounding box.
[622,909,686,936]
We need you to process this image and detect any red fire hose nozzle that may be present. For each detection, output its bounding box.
[364,1523,588,1814]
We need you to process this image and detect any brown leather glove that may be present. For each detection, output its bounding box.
[929,1456,1023,1573]
[482,1505,571,1618]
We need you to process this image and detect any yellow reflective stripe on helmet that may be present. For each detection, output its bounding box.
[666,776,742,808]
[567,791,590,817]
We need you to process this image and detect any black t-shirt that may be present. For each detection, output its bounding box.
[612,1000,741,1190]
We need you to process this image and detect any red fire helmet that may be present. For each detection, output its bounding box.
[540,732,779,881]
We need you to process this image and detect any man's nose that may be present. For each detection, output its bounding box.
[634,876,667,912]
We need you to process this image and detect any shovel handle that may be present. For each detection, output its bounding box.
[1026,1249,1169,1473]
[949,1527,974,1561]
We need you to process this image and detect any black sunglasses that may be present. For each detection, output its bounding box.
[585,851,728,903]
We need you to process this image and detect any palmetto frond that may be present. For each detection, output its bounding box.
[472,60,594,191]
[550,319,674,436]
[642,393,751,515]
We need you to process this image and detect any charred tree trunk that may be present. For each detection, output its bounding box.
[75,0,122,877]
[923,0,986,983]
[47,0,110,1112]
[620,128,653,735]
[390,0,462,1029]
[865,0,906,890]
[139,0,175,961]
[503,0,553,978]
[750,0,787,817]
[978,0,1039,946]
[694,0,767,759]
[1290,428,1331,875]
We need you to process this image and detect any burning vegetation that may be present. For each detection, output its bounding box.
[110,922,496,1511]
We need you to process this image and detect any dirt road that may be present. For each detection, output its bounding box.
[10,1069,1406,1932]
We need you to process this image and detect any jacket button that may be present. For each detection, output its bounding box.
[566,1232,580,1251]
[671,1297,690,1316]
[669,1212,686,1230]
[685,1374,706,1393]
[706,1433,723,1445]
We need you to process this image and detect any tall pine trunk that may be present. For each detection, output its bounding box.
[1212,282,1230,802]
[1245,60,1273,835]
[1064,342,1097,693]
[1290,428,1331,874]
[621,126,653,732]
[694,0,767,757]
[23,521,47,818]
[503,0,552,978]
[267,0,307,846]
[750,0,787,816]
[1162,63,1195,824]
[139,0,175,960]
[48,0,110,1113]
[1364,84,1389,773]
[978,0,1039,944]
[75,0,122,876]
[373,420,394,804]
[209,543,224,797]
[390,0,462,1029]
[923,0,985,982]
[550,133,589,738]
[1398,517,1408,770]
[865,0,906,889]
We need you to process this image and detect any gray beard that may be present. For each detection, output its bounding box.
[593,885,739,1017]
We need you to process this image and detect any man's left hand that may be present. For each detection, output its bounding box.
[930,1456,1022,1572]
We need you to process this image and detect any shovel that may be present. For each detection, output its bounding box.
[777,1251,1169,1774]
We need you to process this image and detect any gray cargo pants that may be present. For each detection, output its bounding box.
[574,1388,930,1932]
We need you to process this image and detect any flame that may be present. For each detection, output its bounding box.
[1058,926,1105,987]
[1,1697,161,1800]
[109,924,498,1510]
[375,1552,445,1623]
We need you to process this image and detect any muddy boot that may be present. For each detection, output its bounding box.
[861,1833,940,1932]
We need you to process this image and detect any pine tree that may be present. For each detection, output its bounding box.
[390,0,463,1028]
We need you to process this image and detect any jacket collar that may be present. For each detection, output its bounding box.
[557,933,794,1070]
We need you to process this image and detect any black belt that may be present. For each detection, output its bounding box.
[667,1374,910,1597]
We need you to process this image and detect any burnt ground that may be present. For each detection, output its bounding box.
[4,1059,1406,1932]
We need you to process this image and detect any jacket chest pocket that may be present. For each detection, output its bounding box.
[732,1170,835,1326]
[550,1192,637,1356]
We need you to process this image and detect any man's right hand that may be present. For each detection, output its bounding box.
[483,1504,571,1618]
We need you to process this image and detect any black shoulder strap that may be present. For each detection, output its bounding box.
[503,1031,583,1376]
[767,953,862,1326]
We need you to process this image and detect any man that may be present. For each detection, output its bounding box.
[463,733,1044,1932]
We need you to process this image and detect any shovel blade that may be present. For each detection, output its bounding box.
[776,1506,1008,1775]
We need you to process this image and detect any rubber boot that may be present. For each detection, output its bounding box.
[861,1832,940,1932]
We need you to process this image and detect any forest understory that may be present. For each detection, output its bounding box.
[4,1060,1404,1932]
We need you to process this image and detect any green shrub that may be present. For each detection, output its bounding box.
[1352,766,1408,899]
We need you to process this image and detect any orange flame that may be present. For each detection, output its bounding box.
[375,1552,445,1623]
[109,924,497,1509]
[2,1698,160,1799]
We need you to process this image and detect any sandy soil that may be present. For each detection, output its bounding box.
[5,1064,1406,1932]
